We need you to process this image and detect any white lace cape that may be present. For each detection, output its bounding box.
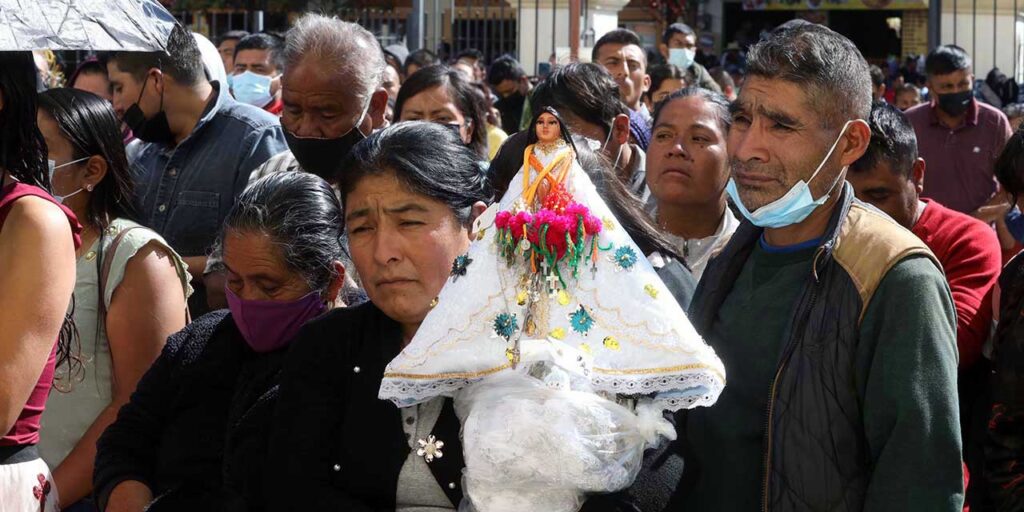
[378,151,726,412]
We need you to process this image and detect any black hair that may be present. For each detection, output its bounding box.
[574,135,682,260]
[456,48,485,63]
[103,24,206,86]
[869,65,885,88]
[746,22,872,128]
[592,28,644,63]
[530,62,627,139]
[69,59,107,89]
[646,64,687,100]
[708,66,735,91]
[925,45,972,76]
[0,52,50,190]
[1,55,81,388]
[234,33,286,72]
[220,171,344,293]
[995,129,1024,201]
[395,65,489,158]
[487,55,527,87]
[217,30,250,47]
[526,107,579,152]
[404,49,439,76]
[896,83,921,98]
[652,87,731,133]
[341,121,494,226]
[850,101,918,179]
[37,89,136,229]
[663,23,695,45]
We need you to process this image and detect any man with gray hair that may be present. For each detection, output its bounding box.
[206,13,387,309]
[246,13,389,184]
[677,22,964,510]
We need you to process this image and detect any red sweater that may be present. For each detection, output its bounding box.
[913,199,1001,370]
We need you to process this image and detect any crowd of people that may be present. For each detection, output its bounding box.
[2,11,1024,512]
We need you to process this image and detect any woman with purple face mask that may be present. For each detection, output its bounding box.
[93,171,349,512]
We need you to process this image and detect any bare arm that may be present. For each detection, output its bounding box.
[0,197,75,434]
[182,256,207,282]
[52,243,188,505]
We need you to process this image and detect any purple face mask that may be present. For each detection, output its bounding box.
[225,287,327,353]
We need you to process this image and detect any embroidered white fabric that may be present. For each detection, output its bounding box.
[454,372,674,512]
[379,151,726,411]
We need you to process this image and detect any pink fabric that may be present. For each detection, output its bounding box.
[0,182,82,446]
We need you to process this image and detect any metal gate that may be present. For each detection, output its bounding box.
[933,0,1024,81]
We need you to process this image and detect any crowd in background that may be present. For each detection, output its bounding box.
[2,10,1024,512]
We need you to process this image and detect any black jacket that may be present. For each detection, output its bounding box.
[93,310,284,512]
[987,252,1024,511]
[267,302,687,511]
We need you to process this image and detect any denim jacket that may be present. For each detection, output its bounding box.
[127,81,288,258]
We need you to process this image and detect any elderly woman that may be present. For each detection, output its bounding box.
[93,172,347,512]
[267,122,695,510]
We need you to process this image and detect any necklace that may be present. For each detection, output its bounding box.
[536,139,567,156]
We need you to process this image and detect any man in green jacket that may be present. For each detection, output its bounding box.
[658,23,722,94]
[675,22,965,511]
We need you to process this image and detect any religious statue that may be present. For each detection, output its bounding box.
[379,107,726,512]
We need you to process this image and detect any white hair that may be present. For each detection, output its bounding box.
[284,14,386,106]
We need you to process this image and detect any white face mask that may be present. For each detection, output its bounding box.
[668,48,697,70]
[726,121,852,229]
[47,156,91,203]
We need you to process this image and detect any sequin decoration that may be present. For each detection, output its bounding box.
[603,336,621,351]
[557,290,571,306]
[602,217,616,230]
[611,246,638,271]
[644,284,659,299]
[516,290,529,305]
[549,327,566,340]
[493,313,518,340]
[450,254,472,280]
[568,305,595,336]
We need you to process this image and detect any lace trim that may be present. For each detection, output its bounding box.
[379,368,724,412]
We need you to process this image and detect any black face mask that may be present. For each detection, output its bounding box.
[937,90,973,117]
[284,118,367,181]
[124,73,174,145]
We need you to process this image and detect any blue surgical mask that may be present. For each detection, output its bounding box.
[47,156,91,203]
[231,71,274,107]
[668,48,696,70]
[726,121,852,229]
[1006,206,1024,243]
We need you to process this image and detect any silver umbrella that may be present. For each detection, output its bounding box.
[0,0,177,51]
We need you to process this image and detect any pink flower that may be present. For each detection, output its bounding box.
[583,214,602,235]
[495,211,512,229]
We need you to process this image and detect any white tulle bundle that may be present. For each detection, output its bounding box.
[454,370,676,512]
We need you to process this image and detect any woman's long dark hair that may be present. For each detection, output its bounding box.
[0,52,51,190]
[395,65,489,159]
[1,54,81,385]
[341,121,494,225]
[38,88,137,228]
[38,88,139,389]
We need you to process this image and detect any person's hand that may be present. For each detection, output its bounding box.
[973,193,1013,223]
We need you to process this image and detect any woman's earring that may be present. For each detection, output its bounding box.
[86,184,94,192]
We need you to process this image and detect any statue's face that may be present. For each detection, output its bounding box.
[535,112,561,144]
